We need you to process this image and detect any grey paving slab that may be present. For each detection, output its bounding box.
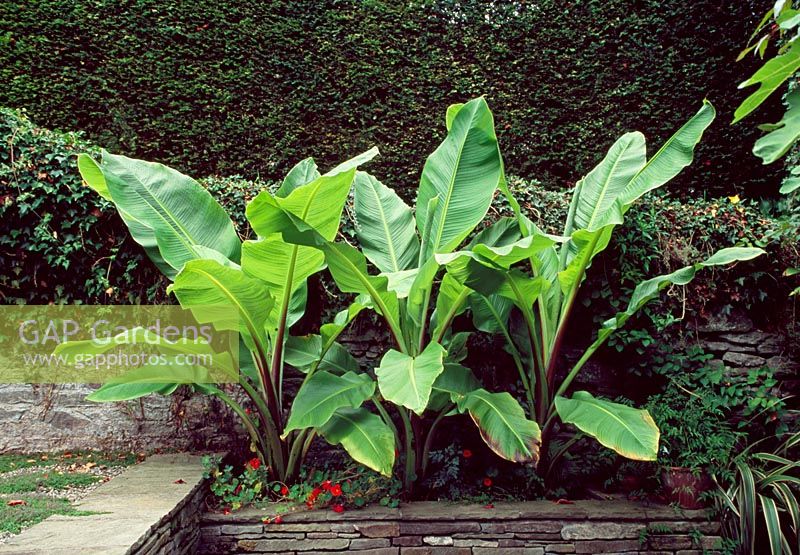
[0,453,206,555]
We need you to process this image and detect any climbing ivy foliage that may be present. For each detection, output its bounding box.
[0,0,775,196]
[0,108,262,305]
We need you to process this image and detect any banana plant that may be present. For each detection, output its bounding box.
[61,148,397,484]
[269,97,543,495]
[437,100,766,479]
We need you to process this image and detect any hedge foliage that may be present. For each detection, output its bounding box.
[0,0,779,198]
[3,108,797,321]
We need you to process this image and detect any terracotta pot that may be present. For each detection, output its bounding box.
[619,474,643,494]
[661,466,712,509]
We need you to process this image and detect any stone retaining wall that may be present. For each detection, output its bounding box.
[0,383,240,453]
[0,453,209,555]
[129,465,207,554]
[199,500,721,554]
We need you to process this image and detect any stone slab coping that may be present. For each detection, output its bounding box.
[203,499,712,524]
[0,453,207,555]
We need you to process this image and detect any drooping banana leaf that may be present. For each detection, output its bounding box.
[753,89,800,164]
[319,407,395,477]
[456,388,541,465]
[283,371,375,434]
[555,391,659,461]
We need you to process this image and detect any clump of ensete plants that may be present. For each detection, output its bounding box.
[61,97,762,507]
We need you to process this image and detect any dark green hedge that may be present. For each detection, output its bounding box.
[0,0,778,198]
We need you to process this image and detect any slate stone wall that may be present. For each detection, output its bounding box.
[130,471,207,555]
[198,500,722,554]
[0,383,240,453]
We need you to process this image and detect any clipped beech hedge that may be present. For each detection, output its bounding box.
[0,0,777,197]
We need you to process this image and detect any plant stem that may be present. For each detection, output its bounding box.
[399,408,416,497]
[239,377,286,478]
[373,397,401,449]
[420,409,448,477]
[285,429,307,482]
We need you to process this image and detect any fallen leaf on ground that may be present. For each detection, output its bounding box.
[7,500,26,506]
[552,499,574,505]
[174,479,186,484]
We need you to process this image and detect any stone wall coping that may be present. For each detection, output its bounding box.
[0,453,209,555]
[202,499,711,525]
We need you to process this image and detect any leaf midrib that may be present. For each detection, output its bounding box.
[471,391,530,455]
[432,102,479,252]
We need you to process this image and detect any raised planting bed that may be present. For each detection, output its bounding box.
[199,499,722,554]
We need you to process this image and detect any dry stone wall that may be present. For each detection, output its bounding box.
[0,383,240,453]
[198,500,722,554]
[696,309,799,399]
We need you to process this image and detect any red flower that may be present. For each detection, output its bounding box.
[248,457,261,470]
[280,485,289,496]
[234,484,242,495]
[462,449,473,459]
[306,500,314,509]
[274,515,283,524]
[330,484,342,497]
[484,503,494,509]
[308,487,322,504]
[222,507,231,515]
[483,477,493,487]
[321,480,332,491]
[332,504,345,513]
[244,408,251,415]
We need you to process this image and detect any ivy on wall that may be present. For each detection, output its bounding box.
[0,0,777,197]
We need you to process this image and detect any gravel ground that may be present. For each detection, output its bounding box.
[0,462,131,544]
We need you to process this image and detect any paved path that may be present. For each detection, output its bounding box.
[0,453,206,555]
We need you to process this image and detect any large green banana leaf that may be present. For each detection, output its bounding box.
[86,361,214,402]
[77,155,200,278]
[83,151,241,277]
[375,342,445,415]
[734,39,800,123]
[353,172,420,272]
[753,89,800,164]
[283,371,375,434]
[428,363,481,412]
[318,242,402,339]
[618,101,716,206]
[319,407,395,477]
[416,97,502,255]
[244,169,356,328]
[283,335,359,375]
[570,132,646,232]
[457,389,541,464]
[555,391,659,460]
[276,158,321,198]
[167,259,273,354]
